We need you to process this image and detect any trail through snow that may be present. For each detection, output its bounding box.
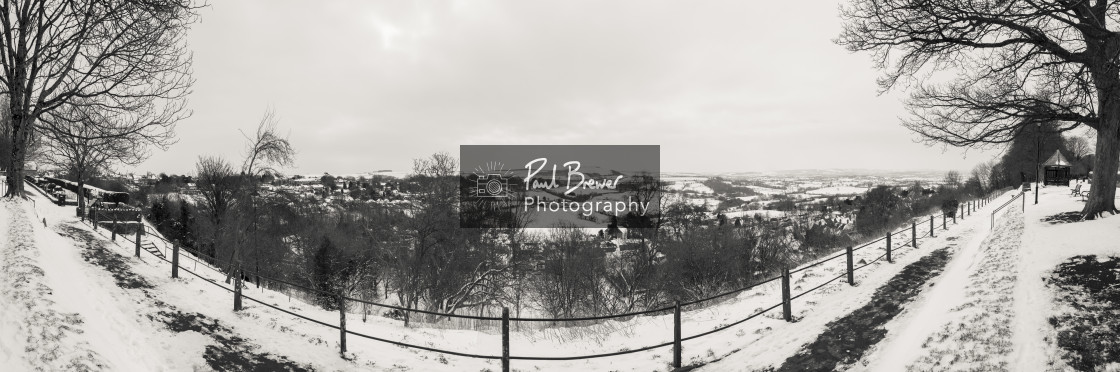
[33,206,207,371]
[0,197,29,370]
[856,211,995,371]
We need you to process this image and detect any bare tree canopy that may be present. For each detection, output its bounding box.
[1065,134,1094,160]
[838,0,1120,219]
[0,0,199,196]
[40,98,176,210]
[242,107,295,177]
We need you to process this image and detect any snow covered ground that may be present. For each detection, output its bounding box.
[806,186,869,196]
[664,179,714,194]
[0,198,108,372]
[1013,185,1120,371]
[9,181,1103,372]
[856,196,1022,371]
[720,209,788,220]
[726,184,1119,372]
[699,190,1015,371]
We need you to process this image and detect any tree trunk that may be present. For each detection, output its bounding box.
[1083,119,1120,219]
[1084,68,1120,219]
[6,155,22,197]
[77,178,86,213]
[6,114,30,198]
[6,43,32,199]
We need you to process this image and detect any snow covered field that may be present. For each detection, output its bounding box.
[806,186,870,196]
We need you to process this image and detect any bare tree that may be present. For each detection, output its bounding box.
[838,0,1120,219]
[0,1,198,196]
[971,161,995,192]
[194,156,247,283]
[238,108,295,281]
[943,170,962,190]
[242,108,295,177]
[40,102,174,211]
[1065,135,1094,161]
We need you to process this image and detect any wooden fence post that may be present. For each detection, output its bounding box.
[111,212,118,241]
[846,246,855,285]
[502,307,510,372]
[885,232,892,263]
[943,214,947,230]
[673,300,682,369]
[134,214,142,258]
[930,216,934,238]
[91,208,97,231]
[234,269,243,311]
[339,295,347,355]
[911,221,917,248]
[781,269,792,322]
[171,242,180,279]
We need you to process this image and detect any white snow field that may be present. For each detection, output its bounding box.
[7,180,1111,371]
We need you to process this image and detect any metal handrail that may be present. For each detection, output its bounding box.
[990,191,1023,228]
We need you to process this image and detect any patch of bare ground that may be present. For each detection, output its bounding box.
[1047,255,1120,371]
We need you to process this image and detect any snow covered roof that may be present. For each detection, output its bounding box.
[1043,150,1072,168]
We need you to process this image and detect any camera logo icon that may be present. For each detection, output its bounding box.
[476,174,511,198]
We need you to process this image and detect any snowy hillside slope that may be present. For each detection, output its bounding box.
[702,185,1120,372]
[5,183,1081,372]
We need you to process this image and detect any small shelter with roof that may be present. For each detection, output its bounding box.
[1043,150,1072,186]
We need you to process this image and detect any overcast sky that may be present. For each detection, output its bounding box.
[136,0,1003,176]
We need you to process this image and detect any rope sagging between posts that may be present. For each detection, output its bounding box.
[111,189,1009,369]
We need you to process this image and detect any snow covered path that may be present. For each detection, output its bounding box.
[0,187,211,371]
[854,198,1021,371]
[848,186,1120,371]
[0,198,109,371]
[0,199,33,370]
[33,208,208,370]
[697,193,1011,371]
[854,199,1010,371]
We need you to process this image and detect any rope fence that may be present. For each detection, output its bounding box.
[55,177,1007,371]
